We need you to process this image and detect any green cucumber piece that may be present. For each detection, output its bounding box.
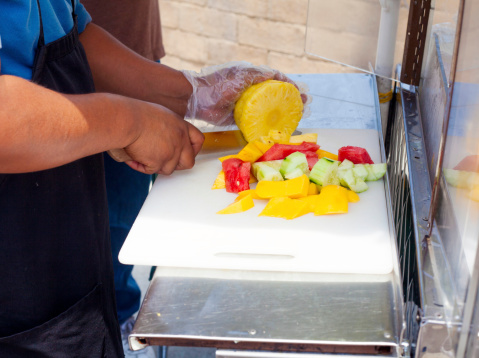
[351,163,387,181]
[352,165,369,181]
[252,162,284,181]
[339,168,369,193]
[327,171,340,186]
[252,160,282,176]
[284,168,306,180]
[280,152,309,179]
[310,158,340,186]
[338,159,354,170]
[261,160,283,171]
[365,163,387,181]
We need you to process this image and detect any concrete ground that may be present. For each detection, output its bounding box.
[132,265,216,358]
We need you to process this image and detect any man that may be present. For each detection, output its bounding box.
[0,1,303,356]
[0,1,200,356]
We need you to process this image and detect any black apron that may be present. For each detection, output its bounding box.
[0,1,123,357]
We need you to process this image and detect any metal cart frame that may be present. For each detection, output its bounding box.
[126,0,479,356]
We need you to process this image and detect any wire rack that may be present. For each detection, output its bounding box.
[384,74,430,357]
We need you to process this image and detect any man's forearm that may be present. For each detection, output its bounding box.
[80,23,192,116]
[0,75,139,173]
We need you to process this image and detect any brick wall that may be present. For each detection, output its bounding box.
[159,0,458,75]
[160,0,347,73]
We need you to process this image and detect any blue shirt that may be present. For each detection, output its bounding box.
[0,0,91,80]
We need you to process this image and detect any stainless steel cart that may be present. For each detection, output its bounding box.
[125,72,405,357]
[121,0,479,357]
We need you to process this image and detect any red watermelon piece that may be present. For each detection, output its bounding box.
[454,155,479,172]
[222,158,251,193]
[304,151,319,170]
[338,146,374,164]
[256,142,320,162]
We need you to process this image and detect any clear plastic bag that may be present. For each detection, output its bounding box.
[181,61,310,131]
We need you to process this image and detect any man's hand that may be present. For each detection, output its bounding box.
[0,75,204,174]
[120,102,204,175]
[181,61,309,126]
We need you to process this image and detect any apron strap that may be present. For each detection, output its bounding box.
[36,0,77,48]
[32,0,78,84]
[70,0,77,18]
[35,0,45,48]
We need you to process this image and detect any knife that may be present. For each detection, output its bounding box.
[108,130,247,163]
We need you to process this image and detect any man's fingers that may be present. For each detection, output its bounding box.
[176,123,204,170]
[125,160,147,174]
[272,71,293,84]
[213,69,274,107]
[175,143,196,170]
[301,93,308,105]
[248,72,274,85]
[160,146,183,175]
[188,123,205,156]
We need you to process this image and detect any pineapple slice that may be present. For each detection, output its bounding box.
[234,81,270,127]
[212,170,226,189]
[259,136,275,145]
[234,80,303,142]
[289,133,318,144]
[267,129,291,143]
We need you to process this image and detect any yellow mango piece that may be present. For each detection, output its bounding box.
[321,185,348,196]
[338,186,360,203]
[289,133,318,144]
[259,197,310,220]
[249,173,257,184]
[314,185,349,215]
[217,194,254,214]
[346,191,360,203]
[315,202,348,216]
[308,182,319,195]
[218,154,239,162]
[236,141,263,163]
[234,189,262,202]
[284,175,310,198]
[212,170,226,189]
[268,129,291,143]
[252,140,273,154]
[256,174,310,199]
[297,195,320,213]
[255,180,285,198]
[317,149,339,161]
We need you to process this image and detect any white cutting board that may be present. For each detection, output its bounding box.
[119,128,394,274]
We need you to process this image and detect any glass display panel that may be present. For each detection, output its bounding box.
[433,2,479,350]
[428,0,461,86]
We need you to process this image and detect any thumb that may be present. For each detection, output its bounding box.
[187,123,205,156]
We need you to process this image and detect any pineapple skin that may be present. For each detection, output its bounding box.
[234,80,303,143]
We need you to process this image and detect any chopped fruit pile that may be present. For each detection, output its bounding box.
[213,130,387,219]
